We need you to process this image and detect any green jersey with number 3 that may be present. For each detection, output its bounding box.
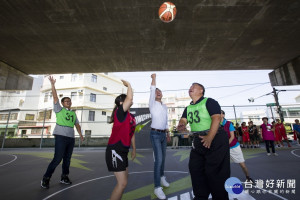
[187,98,211,131]
[56,108,76,128]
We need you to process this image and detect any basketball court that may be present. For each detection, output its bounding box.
[1,145,299,200]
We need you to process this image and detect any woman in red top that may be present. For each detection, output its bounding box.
[272,121,283,147]
[241,122,250,148]
[105,80,136,200]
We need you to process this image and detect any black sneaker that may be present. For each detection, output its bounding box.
[246,177,255,185]
[41,177,50,189]
[60,175,72,185]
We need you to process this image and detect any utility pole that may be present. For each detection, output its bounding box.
[272,87,284,122]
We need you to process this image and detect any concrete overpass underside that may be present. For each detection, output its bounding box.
[0,0,300,89]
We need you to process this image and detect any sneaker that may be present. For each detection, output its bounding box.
[60,175,72,185]
[41,177,50,189]
[246,177,255,184]
[267,153,271,156]
[161,176,170,187]
[154,187,166,199]
[273,153,278,156]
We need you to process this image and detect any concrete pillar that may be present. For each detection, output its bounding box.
[269,56,300,86]
[0,61,33,90]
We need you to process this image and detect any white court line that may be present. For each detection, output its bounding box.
[291,149,300,158]
[0,154,17,167]
[253,185,288,200]
[42,170,188,200]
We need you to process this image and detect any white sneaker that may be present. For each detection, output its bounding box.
[154,187,166,199]
[161,176,170,187]
[267,153,271,156]
[273,153,278,156]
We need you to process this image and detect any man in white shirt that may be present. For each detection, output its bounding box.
[149,73,171,199]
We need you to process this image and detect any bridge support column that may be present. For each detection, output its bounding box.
[0,61,33,90]
[269,56,300,86]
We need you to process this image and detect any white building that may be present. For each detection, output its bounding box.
[0,73,126,138]
[0,76,44,137]
[37,73,126,138]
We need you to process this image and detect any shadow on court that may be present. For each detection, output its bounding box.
[0,146,299,200]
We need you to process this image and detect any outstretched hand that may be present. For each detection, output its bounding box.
[151,73,156,79]
[48,76,56,85]
[121,79,130,87]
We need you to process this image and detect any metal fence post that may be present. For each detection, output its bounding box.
[1,110,11,150]
[39,108,47,149]
[233,105,237,123]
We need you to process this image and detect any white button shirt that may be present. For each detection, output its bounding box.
[149,85,169,130]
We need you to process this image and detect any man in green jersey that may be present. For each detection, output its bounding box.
[41,76,84,189]
[178,83,230,200]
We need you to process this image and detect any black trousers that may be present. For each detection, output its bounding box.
[265,140,275,153]
[189,127,230,200]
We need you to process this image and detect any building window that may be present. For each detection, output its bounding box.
[60,76,64,79]
[90,93,96,102]
[104,72,108,75]
[79,93,83,100]
[88,111,95,121]
[59,94,63,98]
[102,111,106,116]
[85,130,92,137]
[38,110,52,121]
[107,116,111,123]
[103,87,107,91]
[25,114,35,120]
[44,92,49,102]
[71,74,78,82]
[0,114,8,121]
[71,92,77,101]
[91,74,97,83]
[10,113,18,120]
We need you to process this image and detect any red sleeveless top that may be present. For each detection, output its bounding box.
[108,108,136,148]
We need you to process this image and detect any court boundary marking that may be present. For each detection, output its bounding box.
[291,149,300,158]
[42,170,287,200]
[0,154,17,167]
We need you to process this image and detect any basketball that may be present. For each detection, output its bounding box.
[158,2,177,23]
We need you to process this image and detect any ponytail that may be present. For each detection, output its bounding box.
[109,94,127,124]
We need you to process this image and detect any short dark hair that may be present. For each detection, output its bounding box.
[61,97,71,104]
[193,83,205,96]
[221,110,225,115]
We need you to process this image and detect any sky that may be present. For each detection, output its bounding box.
[113,70,300,108]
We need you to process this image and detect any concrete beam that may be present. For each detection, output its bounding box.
[269,56,300,86]
[0,61,33,90]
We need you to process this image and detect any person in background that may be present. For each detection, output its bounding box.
[235,123,243,147]
[172,126,179,149]
[272,121,283,148]
[260,117,277,156]
[275,119,292,147]
[105,80,136,200]
[293,119,300,145]
[241,122,250,148]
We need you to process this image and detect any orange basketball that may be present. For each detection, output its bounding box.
[158,2,177,23]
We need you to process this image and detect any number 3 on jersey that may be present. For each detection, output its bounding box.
[65,113,74,122]
[188,110,200,124]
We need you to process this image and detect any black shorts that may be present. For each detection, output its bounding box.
[105,142,129,172]
[249,133,259,141]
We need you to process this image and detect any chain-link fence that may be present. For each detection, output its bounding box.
[0,104,299,149]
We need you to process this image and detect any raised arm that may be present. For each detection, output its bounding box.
[121,80,133,112]
[48,76,59,104]
[131,134,136,160]
[149,74,156,108]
